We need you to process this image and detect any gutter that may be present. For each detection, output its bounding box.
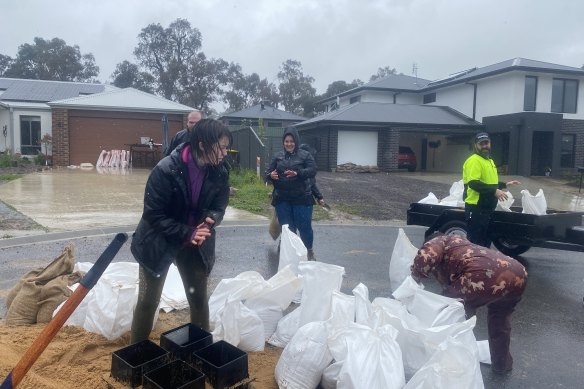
[466,82,478,120]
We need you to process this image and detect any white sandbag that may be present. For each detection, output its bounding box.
[208,271,267,325]
[439,180,464,207]
[58,262,140,341]
[389,228,418,293]
[408,288,466,327]
[477,339,491,364]
[404,336,484,389]
[352,283,372,326]
[244,300,283,340]
[328,290,356,330]
[418,192,439,204]
[521,188,547,215]
[275,321,333,389]
[245,265,302,310]
[96,150,107,167]
[392,275,424,306]
[212,299,265,352]
[279,224,308,273]
[298,261,345,326]
[495,190,514,212]
[320,361,343,389]
[268,305,302,348]
[160,264,189,312]
[370,294,478,376]
[328,323,405,389]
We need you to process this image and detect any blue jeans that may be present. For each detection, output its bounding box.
[275,202,314,249]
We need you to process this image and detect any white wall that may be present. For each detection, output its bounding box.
[12,109,52,155]
[427,83,475,118]
[429,71,584,121]
[0,110,10,153]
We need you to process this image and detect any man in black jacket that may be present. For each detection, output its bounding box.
[130,119,231,342]
[165,111,203,156]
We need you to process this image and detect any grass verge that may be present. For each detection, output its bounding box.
[229,169,333,221]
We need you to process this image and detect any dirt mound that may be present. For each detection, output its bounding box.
[0,310,281,389]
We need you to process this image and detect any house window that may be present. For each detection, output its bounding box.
[267,121,282,128]
[523,76,537,111]
[349,95,361,104]
[551,78,578,113]
[423,93,436,104]
[20,116,41,155]
[560,134,575,168]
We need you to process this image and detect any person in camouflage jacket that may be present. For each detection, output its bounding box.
[411,232,527,374]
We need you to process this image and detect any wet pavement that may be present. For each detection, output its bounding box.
[0,168,266,237]
[0,225,583,388]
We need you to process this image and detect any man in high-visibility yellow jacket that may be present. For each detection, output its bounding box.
[463,132,521,247]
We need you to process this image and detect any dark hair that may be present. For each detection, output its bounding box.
[424,231,445,243]
[189,119,232,160]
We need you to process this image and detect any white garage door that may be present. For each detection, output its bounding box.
[337,130,378,166]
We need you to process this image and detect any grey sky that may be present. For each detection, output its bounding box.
[2,0,584,108]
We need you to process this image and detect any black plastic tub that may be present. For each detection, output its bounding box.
[111,339,170,388]
[160,324,213,363]
[192,340,249,389]
[143,360,205,389]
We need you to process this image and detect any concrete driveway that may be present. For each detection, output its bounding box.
[0,168,266,236]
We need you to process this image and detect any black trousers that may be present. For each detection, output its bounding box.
[130,251,209,344]
[465,204,493,248]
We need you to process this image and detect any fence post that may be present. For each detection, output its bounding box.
[256,156,261,177]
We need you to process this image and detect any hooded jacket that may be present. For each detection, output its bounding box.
[265,127,316,205]
[131,142,230,277]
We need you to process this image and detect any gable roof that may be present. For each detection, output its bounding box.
[0,77,113,102]
[423,57,584,90]
[220,103,306,121]
[48,87,194,113]
[295,102,482,129]
[319,74,432,104]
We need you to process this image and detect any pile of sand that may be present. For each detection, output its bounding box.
[0,309,281,388]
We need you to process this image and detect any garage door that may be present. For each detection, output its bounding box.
[337,130,378,166]
[68,110,183,166]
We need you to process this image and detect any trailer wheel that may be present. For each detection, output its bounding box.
[439,221,468,237]
[492,237,530,257]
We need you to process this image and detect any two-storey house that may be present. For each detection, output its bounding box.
[297,58,584,176]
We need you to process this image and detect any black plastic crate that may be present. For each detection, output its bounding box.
[111,339,170,388]
[160,324,213,363]
[143,360,205,389]
[192,340,249,389]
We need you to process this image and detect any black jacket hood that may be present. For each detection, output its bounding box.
[283,127,300,153]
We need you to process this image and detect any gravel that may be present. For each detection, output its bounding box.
[315,171,452,221]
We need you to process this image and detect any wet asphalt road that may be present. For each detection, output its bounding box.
[1,222,584,388]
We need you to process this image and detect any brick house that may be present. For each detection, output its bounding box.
[0,78,194,166]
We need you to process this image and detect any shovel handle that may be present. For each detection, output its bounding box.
[1,232,128,389]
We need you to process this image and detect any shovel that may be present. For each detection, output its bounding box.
[1,232,128,389]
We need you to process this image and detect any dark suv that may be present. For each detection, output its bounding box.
[398,146,417,172]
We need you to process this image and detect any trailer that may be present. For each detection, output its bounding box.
[407,202,584,257]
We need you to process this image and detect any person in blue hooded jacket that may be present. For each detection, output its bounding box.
[266,127,317,259]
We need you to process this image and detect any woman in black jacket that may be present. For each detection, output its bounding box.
[130,119,232,342]
[266,127,317,259]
